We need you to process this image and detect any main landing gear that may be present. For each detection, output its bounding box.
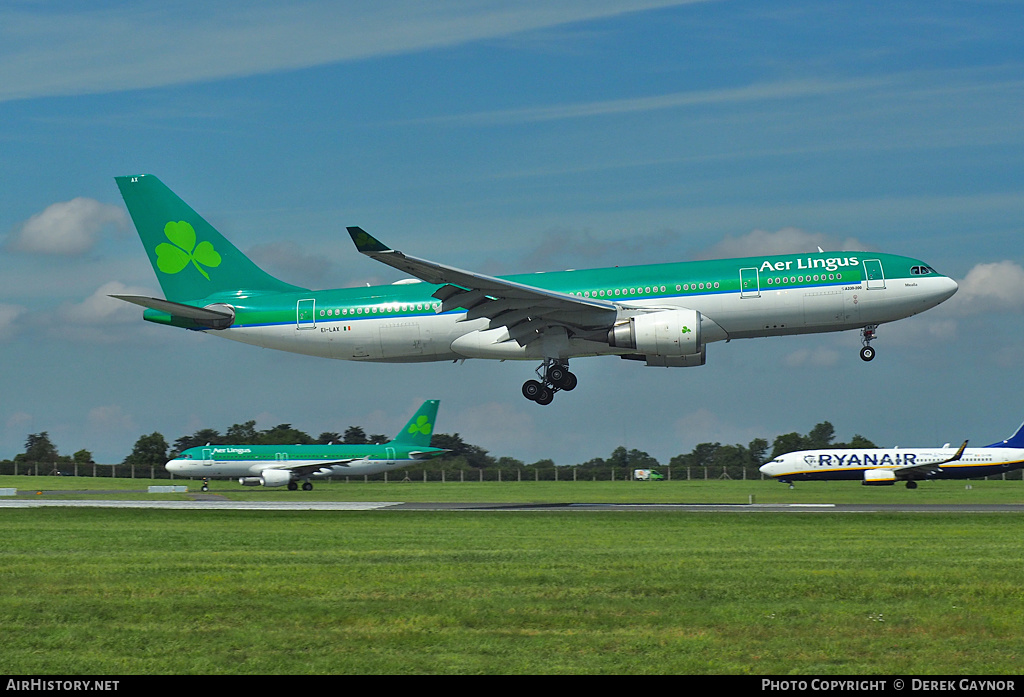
[860,325,878,362]
[287,480,315,491]
[522,359,577,405]
[906,480,918,490]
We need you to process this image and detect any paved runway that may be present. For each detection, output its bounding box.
[2,499,1024,512]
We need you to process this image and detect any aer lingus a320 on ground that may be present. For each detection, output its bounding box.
[113,175,958,404]
[166,400,444,490]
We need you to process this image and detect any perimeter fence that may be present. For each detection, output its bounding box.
[2,461,1022,482]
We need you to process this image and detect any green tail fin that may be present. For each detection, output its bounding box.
[392,400,440,447]
[115,174,306,302]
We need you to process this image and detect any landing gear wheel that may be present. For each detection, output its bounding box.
[548,365,568,386]
[302,481,313,491]
[523,359,578,403]
[860,325,878,362]
[288,481,298,491]
[522,380,543,401]
[906,480,918,490]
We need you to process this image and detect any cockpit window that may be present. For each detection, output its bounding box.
[910,265,936,275]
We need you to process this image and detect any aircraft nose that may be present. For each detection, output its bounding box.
[937,276,958,302]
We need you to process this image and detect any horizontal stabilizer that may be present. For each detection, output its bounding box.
[409,449,450,460]
[111,295,234,329]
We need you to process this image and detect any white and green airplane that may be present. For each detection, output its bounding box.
[166,399,444,490]
[113,174,958,404]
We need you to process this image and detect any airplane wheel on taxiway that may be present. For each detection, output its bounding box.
[860,346,875,362]
[288,481,298,491]
[302,482,313,491]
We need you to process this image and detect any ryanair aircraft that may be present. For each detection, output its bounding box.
[114,175,958,404]
[760,421,1024,488]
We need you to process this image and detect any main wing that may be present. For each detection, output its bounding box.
[892,441,968,480]
[267,459,358,478]
[347,227,619,346]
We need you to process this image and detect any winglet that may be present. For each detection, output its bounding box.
[936,440,968,466]
[950,440,967,462]
[347,227,391,254]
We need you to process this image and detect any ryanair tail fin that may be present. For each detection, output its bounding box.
[115,174,306,302]
[988,421,1024,449]
[391,400,440,447]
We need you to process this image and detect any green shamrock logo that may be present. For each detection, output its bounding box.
[408,416,433,436]
[681,326,692,334]
[155,221,222,280]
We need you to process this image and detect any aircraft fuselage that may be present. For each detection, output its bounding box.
[142,252,957,364]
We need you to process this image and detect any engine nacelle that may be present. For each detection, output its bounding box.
[238,470,293,487]
[862,469,897,486]
[608,309,702,356]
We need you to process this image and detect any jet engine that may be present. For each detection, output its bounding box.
[238,469,292,487]
[608,309,702,357]
[862,469,897,486]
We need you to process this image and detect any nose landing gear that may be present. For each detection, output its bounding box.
[522,358,577,405]
[860,325,878,362]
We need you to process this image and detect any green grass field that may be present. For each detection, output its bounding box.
[1,489,1023,674]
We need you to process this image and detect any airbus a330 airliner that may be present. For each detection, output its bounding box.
[760,420,1024,489]
[166,400,444,490]
[113,175,958,404]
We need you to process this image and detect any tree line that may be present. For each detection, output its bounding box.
[3,420,875,474]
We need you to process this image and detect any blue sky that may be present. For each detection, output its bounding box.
[2,0,1024,465]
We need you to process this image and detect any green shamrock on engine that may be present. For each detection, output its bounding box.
[155,221,222,280]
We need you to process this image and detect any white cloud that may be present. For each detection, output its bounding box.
[783,347,841,368]
[672,408,762,448]
[0,304,27,341]
[949,261,1024,314]
[87,405,136,435]
[883,318,958,347]
[452,401,537,453]
[57,281,155,326]
[45,281,163,344]
[5,412,32,433]
[516,227,683,271]
[8,198,128,255]
[246,242,330,286]
[693,227,874,260]
[0,1,703,103]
